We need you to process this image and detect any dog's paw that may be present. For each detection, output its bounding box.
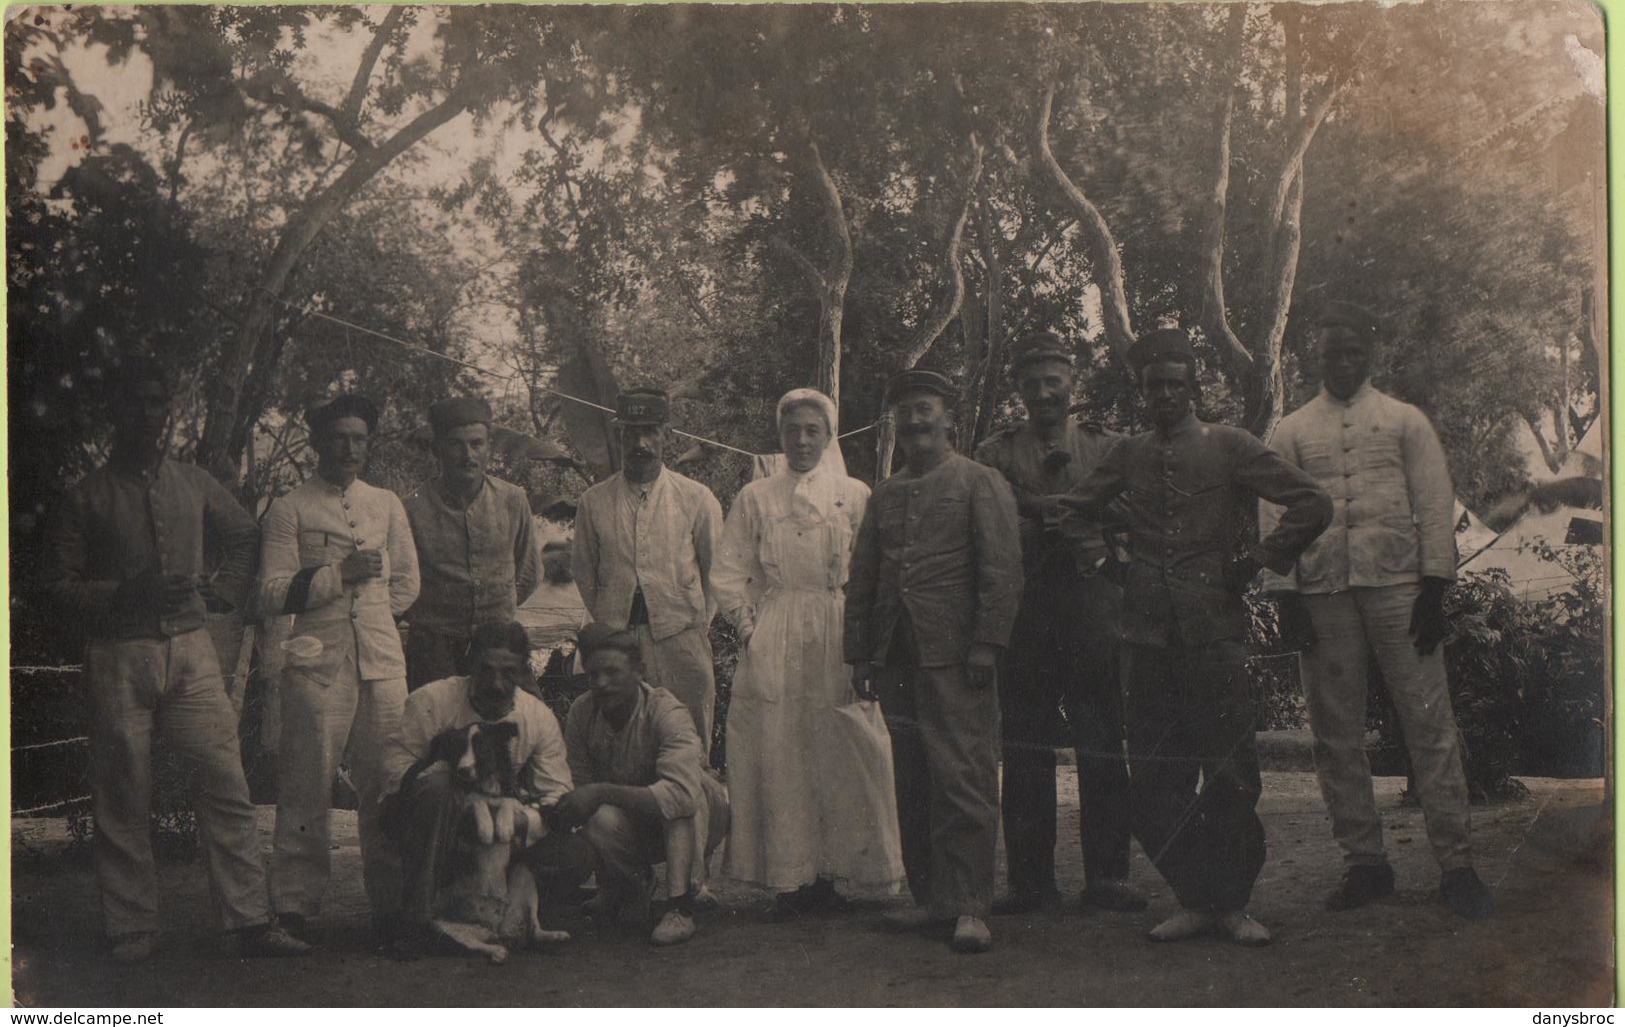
[487,945,509,965]
[533,929,571,947]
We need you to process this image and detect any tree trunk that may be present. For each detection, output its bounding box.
[1035,87,1134,367]
[971,187,1008,445]
[774,141,853,409]
[874,142,984,480]
[195,71,489,487]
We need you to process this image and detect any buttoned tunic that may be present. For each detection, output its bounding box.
[1259,383,1457,593]
[42,459,259,638]
[259,476,420,679]
[843,452,1023,668]
[403,474,541,633]
[1067,415,1332,646]
[973,416,1120,578]
[571,469,723,641]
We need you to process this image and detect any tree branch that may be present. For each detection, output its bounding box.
[341,5,404,127]
[770,237,826,292]
[808,141,854,296]
[1268,79,1344,231]
[1198,4,1253,380]
[901,141,985,368]
[1036,86,1133,364]
[240,78,376,154]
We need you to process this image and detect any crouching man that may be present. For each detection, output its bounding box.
[380,621,595,959]
[557,624,730,947]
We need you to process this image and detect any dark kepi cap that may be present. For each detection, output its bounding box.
[884,368,956,405]
[429,396,493,435]
[614,388,670,426]
[1127,328,1196,372]
[1009,330,1074,374]
[306,393,380,434]
[1315,301,1382,341]
[576,621,642,662]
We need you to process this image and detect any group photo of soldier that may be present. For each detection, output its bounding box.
[8,1,1610,1010]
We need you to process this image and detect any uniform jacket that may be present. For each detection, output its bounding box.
[258,476,420,680]
[1068,414,1332,646]
[40,459,259,639]
[974,416,1120,580]
[403,474,541,634]
[564,683,707,821]
[570,469,724,641]
[843,451,1024,668]
[1260,383,1457,594]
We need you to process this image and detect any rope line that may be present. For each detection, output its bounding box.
[13,795,92,817]
[13,736,89,753]
[260,289,855,459]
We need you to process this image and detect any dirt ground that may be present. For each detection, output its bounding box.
[10,769,1614,1007]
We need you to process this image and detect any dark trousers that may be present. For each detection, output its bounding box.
[877,626,1001,919]
[1122,638,1265,914]
[405,625,472,694]
[1001,570,1132,898]
[384,770,594,924]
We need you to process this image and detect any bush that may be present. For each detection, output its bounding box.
[1370,542,1606,800]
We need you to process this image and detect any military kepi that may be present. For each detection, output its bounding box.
[428,395,493,435]
[1315,301,1382,340]
[306,393,380,434]
[884,368,956,405]
[1127,328,1196,372]
[1010,330,1073,373]
[615,388,670,426]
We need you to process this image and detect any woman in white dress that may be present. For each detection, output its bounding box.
[714,388,904,915]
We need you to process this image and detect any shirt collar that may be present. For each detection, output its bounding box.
[311,474,357,497]
[619,468,668,502]
[1153,412,1201,441]
[1320,381,1375,408]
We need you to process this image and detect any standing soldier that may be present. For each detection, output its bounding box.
[1063,330,1332,946]
[39,356,309,963]
[570,389,724,749]
[1261,302,1493,919]
[846,369,1024,954]
[402,396,542,691]
[259,394,420,950]
[973,331,1144,915]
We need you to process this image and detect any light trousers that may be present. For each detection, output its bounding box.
[634,623,716,754]
[1302,583,1472,870]
[84,630,271,938]
[270,647,405,920]
[583,774,729,900]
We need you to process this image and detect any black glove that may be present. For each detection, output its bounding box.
[1409,576,1451,656]
[1223,553,1263,596]
[1274,592,1318,651]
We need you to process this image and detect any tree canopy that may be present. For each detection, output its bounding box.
[9,2,1602,538]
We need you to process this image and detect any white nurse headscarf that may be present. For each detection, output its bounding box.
[773,388,848,515]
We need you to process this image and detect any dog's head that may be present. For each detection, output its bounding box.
[452,721,520,798]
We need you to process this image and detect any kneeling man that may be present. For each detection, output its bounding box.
[558,624,730,947]
[381,621,594,958]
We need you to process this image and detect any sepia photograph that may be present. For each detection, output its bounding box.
[5,1,1612,1008]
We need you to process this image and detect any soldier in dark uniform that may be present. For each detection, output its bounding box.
[846,369,1024,954]
[1063,329,1332,946]
[973,331,1145,915]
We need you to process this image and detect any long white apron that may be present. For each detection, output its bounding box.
[722,501,904,890]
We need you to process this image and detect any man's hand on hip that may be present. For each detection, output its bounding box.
[966,643,999,691]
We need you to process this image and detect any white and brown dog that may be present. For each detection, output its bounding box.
[431,721,568,963]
